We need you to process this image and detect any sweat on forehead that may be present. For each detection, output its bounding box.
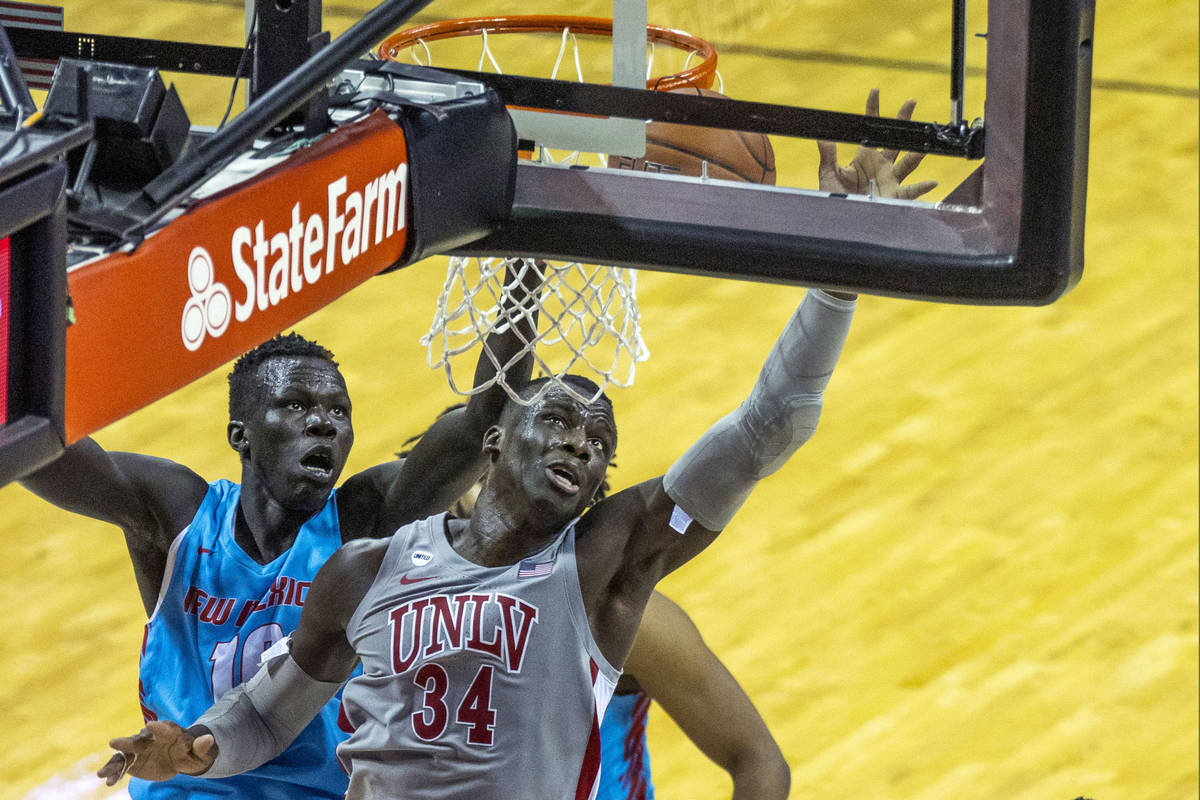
[229,357,345,421]
[227,332,339,419]
[246,359,349,418]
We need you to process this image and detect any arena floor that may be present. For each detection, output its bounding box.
[0,1,1196,798]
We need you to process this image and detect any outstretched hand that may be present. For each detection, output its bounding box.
[816,88,939,200]
[98,720,216,786]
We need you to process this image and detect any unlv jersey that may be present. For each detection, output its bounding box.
[339,513,621,800]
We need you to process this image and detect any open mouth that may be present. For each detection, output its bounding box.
[546,463,581,494]
[300,449,335,477]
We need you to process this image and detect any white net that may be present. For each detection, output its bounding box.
[421,256,649,406]
[398,25,655,405]
[384,18,720,405]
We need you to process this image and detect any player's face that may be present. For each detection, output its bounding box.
[500,387,616,520]
[238,356,354,513]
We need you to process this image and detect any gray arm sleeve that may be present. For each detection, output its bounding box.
[192,647,343,779]
[663,289,856,531]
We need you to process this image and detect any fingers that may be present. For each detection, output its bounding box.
[893,151,927,182]
[99,726,157,786]
[816,140,847,194]
[898,179,939,201]
[97,751,134,786]
[144,720,185,742]
[863,87,880,118]
[816,139,837,170]
[876,94,933,197]
[106,727,154,756]
[98,720,202,786]
[821,91,937,199]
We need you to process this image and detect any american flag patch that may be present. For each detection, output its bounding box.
[1,1,65,91]
[517,558,554,579]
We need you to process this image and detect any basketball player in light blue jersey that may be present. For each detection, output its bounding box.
[21,267,538,799]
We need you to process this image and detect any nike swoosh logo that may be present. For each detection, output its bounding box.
[400,573,436,585]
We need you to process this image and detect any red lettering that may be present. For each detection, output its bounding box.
[235,599,258,627]
[465,593,503,660]
[424,595,468,658]
[295,581,311,605]
[267,578,287,608]
[411,663,449,740]
[496,595,538,672]
[184,587,208,615]
[456,665,496,745]
[199,596,234,625]
[390,598,431,673]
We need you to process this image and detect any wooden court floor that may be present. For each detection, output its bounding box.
[0,1,1196,798]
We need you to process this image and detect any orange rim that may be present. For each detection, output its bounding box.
[377,14,717,92]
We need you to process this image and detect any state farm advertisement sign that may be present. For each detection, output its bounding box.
[65,111,410,442]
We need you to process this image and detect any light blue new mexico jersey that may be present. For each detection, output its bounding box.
[133,480,350,799]
[598,690,655,800]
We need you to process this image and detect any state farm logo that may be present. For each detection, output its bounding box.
[181,246,232,351]
[177,163,408,353]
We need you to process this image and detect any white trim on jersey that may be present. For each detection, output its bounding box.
[148,528,189,623]
[576,658,619,800]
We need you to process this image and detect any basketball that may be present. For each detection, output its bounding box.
[608,87,776,185]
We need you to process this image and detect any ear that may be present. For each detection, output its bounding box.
[482,425,504,460]
[227,420,250,458]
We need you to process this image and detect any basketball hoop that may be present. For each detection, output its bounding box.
[377,15,718,94]
[387,16,717,405]
[421,257,648,407]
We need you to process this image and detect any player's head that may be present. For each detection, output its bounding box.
[484,375,617,520]
[400,398,615,518]
[226,333,353,512]
[228,333,341,420]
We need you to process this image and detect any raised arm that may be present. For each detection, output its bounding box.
[624,593,789,800]
[98,536,383,787]
[339,260,541,538]
[589,287,854,564]
[661,286,855,552]
[19,437,208,613]
[576,287,854,664]
[581,89,933,621]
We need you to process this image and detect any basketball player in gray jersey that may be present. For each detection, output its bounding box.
[99,285,855,798]
[99,92,929,799]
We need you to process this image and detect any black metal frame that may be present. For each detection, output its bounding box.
[452,0,1095,304]
[3,26,244,76]
[437,71,984,159]
[0,147,70,487]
